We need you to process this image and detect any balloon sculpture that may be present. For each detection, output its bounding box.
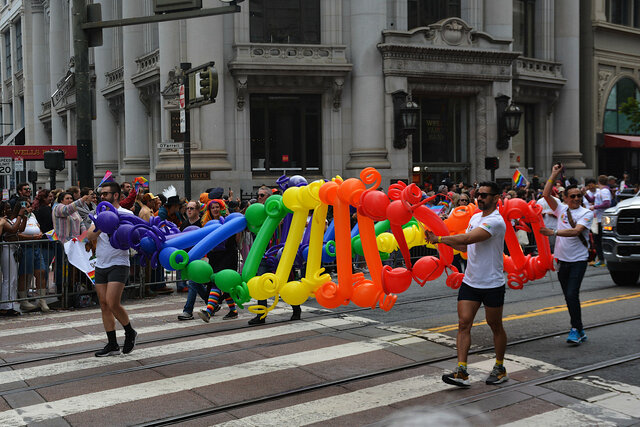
[92,168,554,317]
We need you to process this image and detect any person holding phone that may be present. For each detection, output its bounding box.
[0,200,29,316]
[540,163,594,345]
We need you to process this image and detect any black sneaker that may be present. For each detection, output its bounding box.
[485,365,508,385]
[95,342,120,357]
[290,309,301,321]
[442,366,470,387]
[248,315,265,325]
[223,311,238,320]
[123,330,137,354]
[197,310,211,323]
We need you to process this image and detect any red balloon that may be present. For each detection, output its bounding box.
[412,256,444,286]
[359,190,390,221]
[381,265,413,294]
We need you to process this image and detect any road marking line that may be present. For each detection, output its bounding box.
[500,402,632,427]
[427,291,640,333]
[0,317,374,385]
[0,306,350,354]
[0,338,398,424]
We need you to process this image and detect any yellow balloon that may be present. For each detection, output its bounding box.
[247,274,278,300]
[377,232,397,253]
[280,281,311,305]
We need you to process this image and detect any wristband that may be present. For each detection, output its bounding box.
[547,179,554,183]
[554,229,557,236]
[437,236,442,243]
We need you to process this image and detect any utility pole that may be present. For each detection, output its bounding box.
[72,0,94,189]
[181,62,192,200]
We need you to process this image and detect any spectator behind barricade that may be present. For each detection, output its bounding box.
[118,182,137,211]
[50,188,63,208]
[0,200,28,316]
[33,189,60,294]
[608,176,618,197]
[76,187,97,231]
[138,193,158,222]
[15,198,49,312]
[590,175,612,267]
[9,182,31,208]
[67,186,81,201]
[455,193,470,207]
[582,178,597,210]
[158,195,182,227]
[53,192,92,243]
[121,181,132,198]
[620,172,631,191]
[132,190,144,216]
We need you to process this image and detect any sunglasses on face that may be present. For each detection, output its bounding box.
[186,207,197,210]
[257,194,267,198]
[476,192,497,199]
[567,194,581,199]
[459,199,469,203]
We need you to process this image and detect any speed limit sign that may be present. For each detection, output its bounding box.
[0,158,12,175]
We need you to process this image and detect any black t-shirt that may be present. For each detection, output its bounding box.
[180,218,202,231]
[35,205,54,234]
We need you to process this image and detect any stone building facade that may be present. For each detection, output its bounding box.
[0,0,615,194]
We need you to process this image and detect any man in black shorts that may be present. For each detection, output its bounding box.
[425,181,507,387]
[87,182,137,357]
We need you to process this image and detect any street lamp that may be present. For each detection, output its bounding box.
[495,94,522,150]
[393,91,420,150]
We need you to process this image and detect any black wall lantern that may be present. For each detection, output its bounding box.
[495,94,523,150]
[393,91,420,149]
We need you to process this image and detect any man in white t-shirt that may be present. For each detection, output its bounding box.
[589,175,612,267]
[536,193,560,252]
[540,164,594,345]
[426,181,507,388]
[87,182,137,357]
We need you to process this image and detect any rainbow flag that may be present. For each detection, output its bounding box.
[133,176,149,191]
[86,270,95,285]
[98,170,114,188]
[45,229,58,241]
[512,169,527,188]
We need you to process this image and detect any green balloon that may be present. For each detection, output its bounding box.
[245,203,267,229]
[214,269,242,292]
[186,260,213,284]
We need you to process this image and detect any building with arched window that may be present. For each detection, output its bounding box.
[582,0,640,185]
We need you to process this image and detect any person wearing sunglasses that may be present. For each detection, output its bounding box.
[540,163,593,346]
[425,181,508,388]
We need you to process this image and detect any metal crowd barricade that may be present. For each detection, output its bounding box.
[0,238,182,311]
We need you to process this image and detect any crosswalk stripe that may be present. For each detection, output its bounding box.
[0,306,352,354]
[0,303,320,339]
[500,404,624,426]
[211,358,538,426]
[0,317,375,385]
[0,339,395,425]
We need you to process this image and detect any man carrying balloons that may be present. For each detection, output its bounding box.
[425,181,508,387]
[86,182,138,357]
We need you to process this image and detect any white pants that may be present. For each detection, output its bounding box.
[1,246,19,310]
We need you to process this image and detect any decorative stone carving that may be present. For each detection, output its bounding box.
[105,66,124,89]
[139,84,159,116]
[430,18,473,47]
[597,69,614,122]
[107,95,124,124]
[332,78,344,111]
[235,75,247,111]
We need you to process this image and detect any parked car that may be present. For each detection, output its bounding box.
[602,190,640,286]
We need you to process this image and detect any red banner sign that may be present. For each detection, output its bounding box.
[0,146,78,160]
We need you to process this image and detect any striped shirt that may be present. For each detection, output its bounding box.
[52,199,87,243]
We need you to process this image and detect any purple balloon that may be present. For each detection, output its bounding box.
[182,225,200,233]
[96,210,119,234]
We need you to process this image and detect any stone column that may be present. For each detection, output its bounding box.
[29,3,47,146]
[48,0,66,146]
[120,0,150,177]
[484,0,512,39]
[185,15,231,171]
[93,0,118,178]
[553,0,585,169]
[346,0,390,170]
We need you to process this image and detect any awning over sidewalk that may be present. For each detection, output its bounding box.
[604,134,640,148]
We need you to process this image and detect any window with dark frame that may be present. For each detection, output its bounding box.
[15,20,21,72]
[249,0,320,44]
[4,30,10,78]
[606,0,640,28]
[413,96,468,164]
[250,94,322,174]
[408,0,461,29]
[513,0,535,57]
[604,77,640,135]
[170,111,184,142]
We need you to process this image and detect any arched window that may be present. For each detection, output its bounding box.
[604,77,640,135]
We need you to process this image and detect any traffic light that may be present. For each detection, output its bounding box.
[484,156,499,170]
[44,150,66,171]
[198,66,218,100]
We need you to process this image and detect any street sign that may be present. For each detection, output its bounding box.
[0,157,12,175]
[179,84,185,109]
[14,158,24,172]
[158,142,184,150]
[180,109,186,132]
